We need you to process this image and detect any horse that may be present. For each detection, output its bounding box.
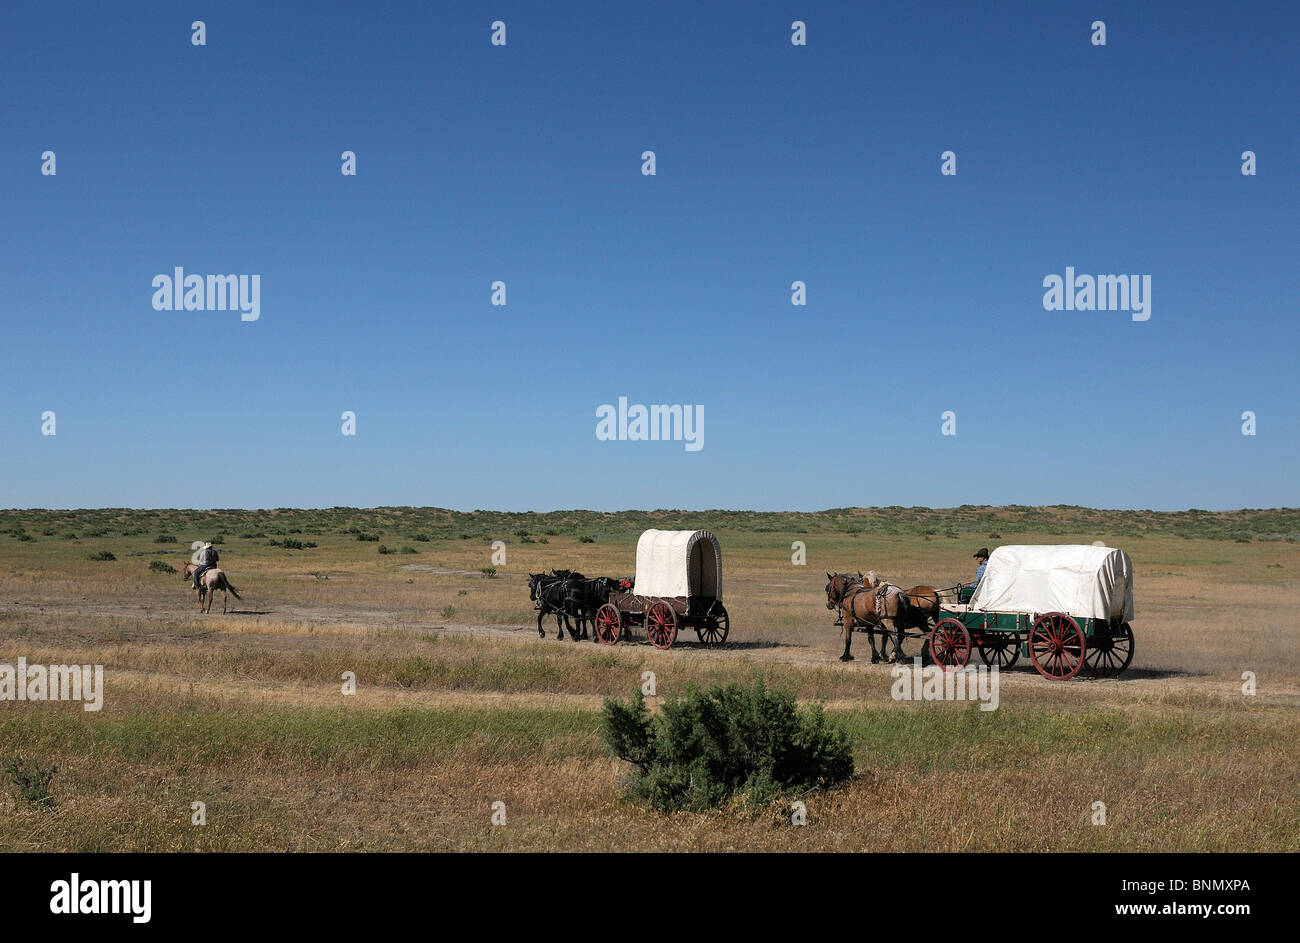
[827,571,943,661]
[826,572,899,662]
[528,572,583,640]
[182,561,242,614]
[569,576,624,641]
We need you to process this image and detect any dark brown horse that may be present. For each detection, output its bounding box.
[182,561,242,614]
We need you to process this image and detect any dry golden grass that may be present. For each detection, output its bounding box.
[0,517,1297,851]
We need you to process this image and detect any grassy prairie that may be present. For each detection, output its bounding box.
[0,506,1296,851]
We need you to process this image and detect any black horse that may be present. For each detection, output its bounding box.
[528,572,584,640]
[569,576,624,640]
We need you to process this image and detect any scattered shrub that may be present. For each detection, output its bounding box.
[356,533,379,542]
[400,546,419,554]
[87,550,116,561]
[149,560,177,574]
[580,536,596,544]
[601,679,854,812]
[270,537,314,550]
[4,756,58,810]
[377,545,394,555]
[154,534,177,544]
[480,566,497,578]
[441,605,456,619]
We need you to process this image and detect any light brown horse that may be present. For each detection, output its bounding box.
[182,561,242,614]
[825,572,940,663]
[825,572,910,662]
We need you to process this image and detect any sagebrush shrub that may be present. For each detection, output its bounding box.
[4,756,58,810]
[601,679,854,812]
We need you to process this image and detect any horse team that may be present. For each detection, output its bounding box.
[824,571,943,663]
[528,570,627,641]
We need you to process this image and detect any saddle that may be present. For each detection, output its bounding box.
[872,582,903,617]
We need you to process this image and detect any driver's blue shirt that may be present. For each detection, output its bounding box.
[971,562,986,591]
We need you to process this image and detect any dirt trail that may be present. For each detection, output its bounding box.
[3,595,1296,704]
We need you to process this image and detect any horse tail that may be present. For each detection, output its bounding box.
[225,577,242,599]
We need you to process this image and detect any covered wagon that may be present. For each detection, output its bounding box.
[593,529,730,649]
[930,544,1135,679]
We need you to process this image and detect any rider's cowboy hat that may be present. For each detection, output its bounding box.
[202,542,213,549]
[973,548,990,559]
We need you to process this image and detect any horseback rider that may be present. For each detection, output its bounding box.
[959,548,989,603]
[193,542,219,590]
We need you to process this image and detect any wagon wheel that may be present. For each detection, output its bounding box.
[928,618,971,669]
[695,603,729,647]
[593,603,622,646]
[978,633,1020,670]
[1029,613,1085,680]
[1084,621,1134,677]
[646,600,678,650]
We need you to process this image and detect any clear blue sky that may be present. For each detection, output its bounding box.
[2,1,1295,511]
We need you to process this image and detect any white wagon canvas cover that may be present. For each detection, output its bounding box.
[967,545,1134,621]
[632,529,722,600]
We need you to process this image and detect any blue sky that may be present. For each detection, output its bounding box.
[1,1,1296,511]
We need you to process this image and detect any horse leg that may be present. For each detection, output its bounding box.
[866,614,885,664]
[839,605,854,661]
[222,585,228,614]
[537,609,545,638]
[884,618,902,663]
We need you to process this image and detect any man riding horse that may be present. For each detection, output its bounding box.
[193,542,219,590]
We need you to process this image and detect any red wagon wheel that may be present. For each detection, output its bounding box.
[1029,613,1085,680]
[929,618,971,669]
[593,603,622,646]
[646,600,678,650]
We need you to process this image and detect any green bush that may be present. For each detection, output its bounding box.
[377,545,394,555]
[154,533,177,544]
[356,533,379,542]
[149,560,177,574]
[480,566,497,578]
[271,537,315,550]
[601,679,854,812]
[4,756,58,810]
[87,550,116,561]
[579,536,596,543]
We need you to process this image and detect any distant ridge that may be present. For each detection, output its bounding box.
[1,506,1296,543]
